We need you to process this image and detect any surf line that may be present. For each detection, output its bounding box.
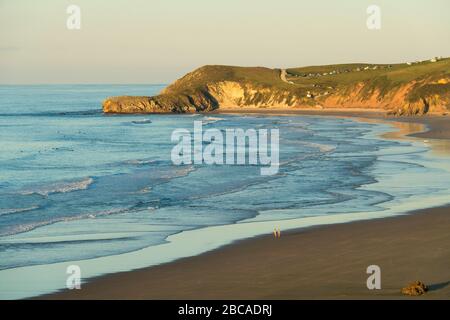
[171,121,279,176]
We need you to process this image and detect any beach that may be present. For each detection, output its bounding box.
[42,111,450,300]
[2,0,449,303]
[43,205,450,299]
[214,108,450,139]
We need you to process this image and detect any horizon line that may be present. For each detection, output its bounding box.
[1,56,448,86]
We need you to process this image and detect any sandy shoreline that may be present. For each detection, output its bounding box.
[212,108,450,139]
[43,206,450,299]
[42,110,450,300]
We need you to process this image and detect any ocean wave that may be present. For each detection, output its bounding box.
[0,207,130,237]
[131,119,152,124]
[286,140,336,153]
[308,142,336,153]
[0,235,137,250]
[21,177,94,197]
[0,206,39,216]
[0,110,101,117]
[164,165,195,178]
[202,116,225,124]
[137,187,152,194]
[124,159,158,166]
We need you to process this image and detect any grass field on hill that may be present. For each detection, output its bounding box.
[165,58,449,104]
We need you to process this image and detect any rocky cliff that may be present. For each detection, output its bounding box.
[103,59,450,115]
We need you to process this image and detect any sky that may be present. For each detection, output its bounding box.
[0,0,449,84]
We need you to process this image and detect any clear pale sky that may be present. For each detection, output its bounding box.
[1,0,449,84]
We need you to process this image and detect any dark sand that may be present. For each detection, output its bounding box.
[43,110,450,300]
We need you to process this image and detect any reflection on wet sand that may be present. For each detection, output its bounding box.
[358,117,450,157]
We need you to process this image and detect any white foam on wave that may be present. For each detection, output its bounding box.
[21,177,94,197]
[202,116,225,124]
[1,207,129,237]
[161,165,195,179]
[0,206,39,217]
[131,119,152,124]
[286,140,336,153]
[2,189,449,300]
[308,142,336,153]
[1,120,449,299]
[137,187,152,194]
[125,159,156,166]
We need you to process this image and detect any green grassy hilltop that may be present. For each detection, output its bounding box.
[286,59,450,102]
[103,58,450,115]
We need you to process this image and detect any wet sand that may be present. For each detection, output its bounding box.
[43,110,450,300]
[43,206,450,299]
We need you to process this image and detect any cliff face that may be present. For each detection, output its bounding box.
[102,95,201,114]
[103,60,450,115]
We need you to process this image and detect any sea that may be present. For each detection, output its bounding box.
[0,84,450,299]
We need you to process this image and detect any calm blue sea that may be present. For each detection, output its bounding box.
[1,85,450,298]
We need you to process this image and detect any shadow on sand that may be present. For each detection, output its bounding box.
[428,281,450,292]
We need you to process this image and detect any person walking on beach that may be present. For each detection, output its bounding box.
[273,228,281,239]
